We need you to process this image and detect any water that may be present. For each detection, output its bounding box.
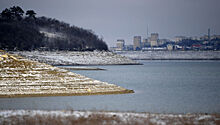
[0,60,220,113]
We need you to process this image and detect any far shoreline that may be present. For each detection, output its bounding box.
[54,63,143,66]
[132,58,220,60]
[0,89,134,98]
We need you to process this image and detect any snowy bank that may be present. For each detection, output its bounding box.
[0,110,219,125]
[12,51,140,66]
[0,51,133,98]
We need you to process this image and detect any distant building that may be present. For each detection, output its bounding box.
[133,36,142,50]
[189,36,199,41]
[109,47,117,51]
[192,44,202,50]
[142,38,150,47]
[200,35,209,41]
[125,45,133,51]
[167,44,174,51]
[116,39,125,51]
[174,36,187,43]
[174,45,183,50]
[150,33,159,47]
[142,47,166,51]
[200,34,220,41]
[211,35,220,40]
[200,29,212,41]
[158,39,169,46]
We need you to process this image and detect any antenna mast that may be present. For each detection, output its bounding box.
[147,25,149,38]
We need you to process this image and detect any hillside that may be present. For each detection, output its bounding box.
[0,6,108,51]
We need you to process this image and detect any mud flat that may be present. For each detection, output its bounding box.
[0,110,219,125]
[12,51,140,66]
[0,51,133,98]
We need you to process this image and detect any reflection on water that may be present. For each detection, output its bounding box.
[0,60,220,113]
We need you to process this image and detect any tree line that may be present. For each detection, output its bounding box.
[0,6,108,51]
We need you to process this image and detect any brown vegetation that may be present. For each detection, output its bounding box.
[0,110,219,125]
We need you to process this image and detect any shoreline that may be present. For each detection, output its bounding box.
[11,51,141,66]
[1,110,219,125]
[132,58,220,60]
[0,90,134,98]
[59,66,106,70]
[117,51,220,61]
[54,63,143,66]
[0,51,134,98]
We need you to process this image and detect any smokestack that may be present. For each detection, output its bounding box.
[208,28,210,42]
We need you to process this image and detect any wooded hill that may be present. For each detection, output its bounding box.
[0,6,108,51]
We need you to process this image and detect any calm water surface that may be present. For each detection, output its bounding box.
[1,60,220,113]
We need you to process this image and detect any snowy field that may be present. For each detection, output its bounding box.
[117,51,220,60]
[0,110,219,125]
[12,51,139,66]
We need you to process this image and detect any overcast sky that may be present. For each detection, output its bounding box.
[1,0,220,46]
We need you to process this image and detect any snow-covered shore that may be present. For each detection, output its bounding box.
[117,51,220,60]
[12,51,140,66]
[0,110,219,125]
[0,51,133,98]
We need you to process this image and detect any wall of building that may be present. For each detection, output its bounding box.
[133,36,141,50]
[116,39,125,51]
[150,33,159,47]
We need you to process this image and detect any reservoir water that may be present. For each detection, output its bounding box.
[0,60,220,113]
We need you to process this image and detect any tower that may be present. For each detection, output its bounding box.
[150,33,159,47]
[133,36,142,50]
[208,28,210,42]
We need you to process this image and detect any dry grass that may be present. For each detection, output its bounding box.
[0,110,219,125]
[0,113,153,125]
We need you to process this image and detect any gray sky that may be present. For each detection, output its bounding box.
[1,0,220,46]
